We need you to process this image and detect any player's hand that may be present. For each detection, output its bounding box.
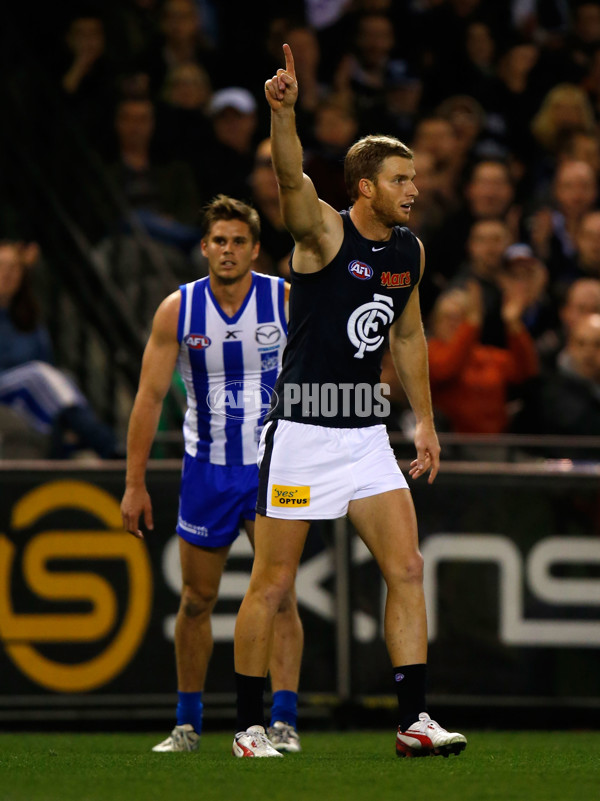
[409,419,440,484]
[265,43,298,111]
[121,486,154,539]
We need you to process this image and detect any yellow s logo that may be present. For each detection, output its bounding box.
[0,481,152,692]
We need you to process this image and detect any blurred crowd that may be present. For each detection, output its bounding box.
[3,0,600,457]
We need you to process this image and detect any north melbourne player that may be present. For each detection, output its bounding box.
[121,195,303,754]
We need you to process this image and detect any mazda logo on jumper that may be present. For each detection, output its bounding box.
[255,324,281,345]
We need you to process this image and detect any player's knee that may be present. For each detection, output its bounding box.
[180,583,217,618]
[254,566,295,609]
[407,551,424,582]
[385,551,424,587]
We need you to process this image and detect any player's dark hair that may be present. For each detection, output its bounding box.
[344,135,413,202]
[202,194,261,243]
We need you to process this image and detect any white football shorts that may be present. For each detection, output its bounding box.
[256,419,408,519]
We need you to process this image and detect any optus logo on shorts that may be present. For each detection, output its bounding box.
[271,485,311,507]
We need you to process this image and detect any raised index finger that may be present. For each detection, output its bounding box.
[282,43,296,78]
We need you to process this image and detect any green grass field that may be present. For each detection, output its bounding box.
[0,730,595,801]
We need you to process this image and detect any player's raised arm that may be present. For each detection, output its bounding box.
[265,43,341,273]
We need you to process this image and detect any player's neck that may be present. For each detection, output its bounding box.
[209,271,253,317]
[349,204,392,242]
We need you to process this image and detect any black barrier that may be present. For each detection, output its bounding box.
[0,462,336,726]
[347,461,600,727]
[1,460,599,728]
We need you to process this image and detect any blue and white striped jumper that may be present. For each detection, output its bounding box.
[176,272,287,466]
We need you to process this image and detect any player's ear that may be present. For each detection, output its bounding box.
[359,178,373,198]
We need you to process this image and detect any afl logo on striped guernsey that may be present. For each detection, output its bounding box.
[348,260,373,280]
[184,334,211,349]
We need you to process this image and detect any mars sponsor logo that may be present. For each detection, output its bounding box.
[184,333,211,349]
[348,260,373,280]
[271,485,311,506]
[381,271,411,288]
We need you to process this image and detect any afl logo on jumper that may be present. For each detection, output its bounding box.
[184,334,211,349]
[348,260,373,280]
[347,293,394,359]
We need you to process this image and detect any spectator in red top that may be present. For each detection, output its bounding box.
[427,279,539,435]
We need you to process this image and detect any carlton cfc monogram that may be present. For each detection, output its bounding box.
[347,294,395,359]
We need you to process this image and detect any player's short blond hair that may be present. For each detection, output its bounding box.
[344,135,413,202]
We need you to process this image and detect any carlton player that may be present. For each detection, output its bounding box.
[121,195,303,754]
[231,46,467,759]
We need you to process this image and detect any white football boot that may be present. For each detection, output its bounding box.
[152,723,200,752]
[267,721,302,753]
[396,713,467,758]
[232,725,283,757]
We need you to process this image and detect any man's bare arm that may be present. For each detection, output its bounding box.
[121,292,181,537]
[265,43,342,273]
[388,241,440,483]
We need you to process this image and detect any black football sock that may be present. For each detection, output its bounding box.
[235,673,266,732]
[393,663,427,731]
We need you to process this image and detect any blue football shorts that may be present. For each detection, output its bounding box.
[176,453,259,547]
